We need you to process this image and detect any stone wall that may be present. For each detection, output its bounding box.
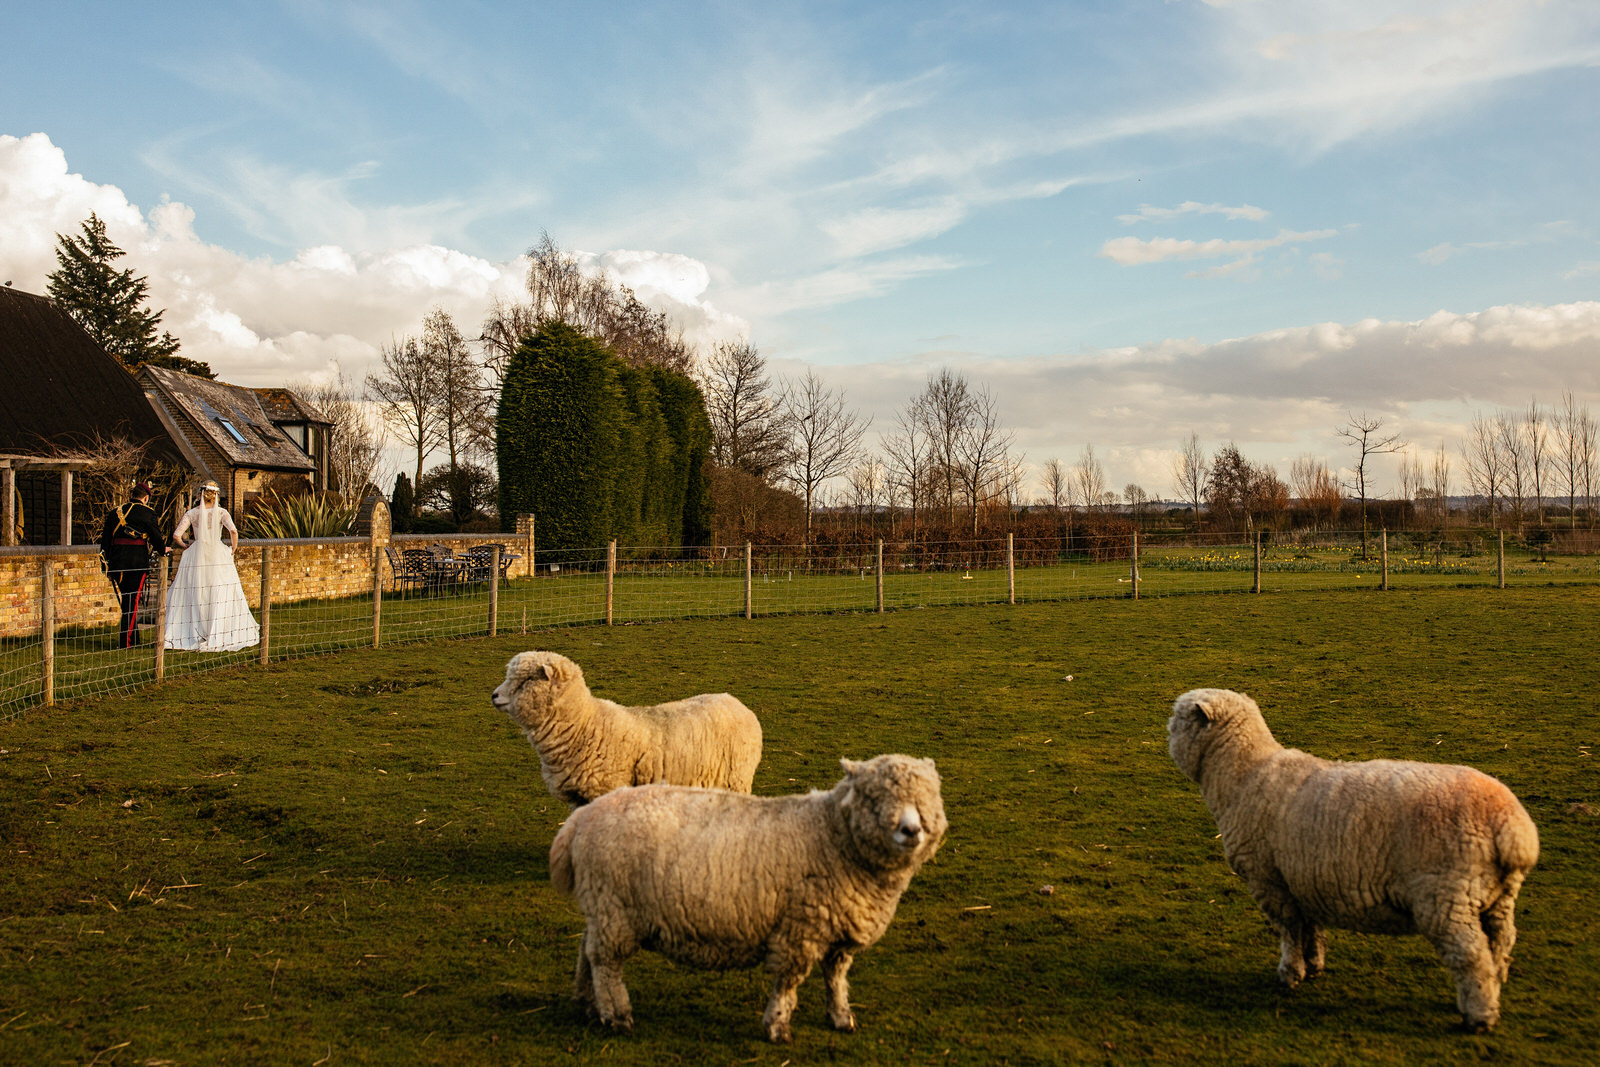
[0,505,540,639]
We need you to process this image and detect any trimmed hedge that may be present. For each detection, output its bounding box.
[497,321,714,552]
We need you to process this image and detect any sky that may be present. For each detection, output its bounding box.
[4,0,1599,500]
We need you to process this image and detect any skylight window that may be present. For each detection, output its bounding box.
[217,418,249,445]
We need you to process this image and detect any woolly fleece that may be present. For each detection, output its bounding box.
[549,753,947,1043]
[1168,687,1538,1032]
[492,650,761,804]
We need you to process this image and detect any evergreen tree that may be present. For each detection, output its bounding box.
[497,321,623,552]
[47,213,214,378]
[390,472,415,532]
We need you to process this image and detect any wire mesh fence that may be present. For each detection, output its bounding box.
[4,527,1597,720]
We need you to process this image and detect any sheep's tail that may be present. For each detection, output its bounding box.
[549,817,577,897]
[1493,797,1540,884]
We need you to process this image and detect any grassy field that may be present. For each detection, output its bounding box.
[1,587,1597,1064]
[6,543,1597,718]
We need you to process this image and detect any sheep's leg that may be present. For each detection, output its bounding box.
[1418,900,1500,1032]
[822,947,857,1032]
[1481,892,1518,986]
[1300,925,1327,979]
[573,932,596,1008]
[762,946,823,1044]
[1248,875,1314,987]
[583,927,636,1032]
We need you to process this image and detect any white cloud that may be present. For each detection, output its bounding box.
[1100,227,1339,266]
[0,133,741,389]
[1117,201,1270,224]
[823,200,968,259]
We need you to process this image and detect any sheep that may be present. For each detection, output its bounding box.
[548,754,947,1043]
[491,650,762,805]
[1167,687,1539,1032]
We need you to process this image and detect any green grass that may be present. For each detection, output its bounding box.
[2,588,1598,1064]
[8,547,1598,719]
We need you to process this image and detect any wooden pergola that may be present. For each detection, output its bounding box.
[1,454,94,547]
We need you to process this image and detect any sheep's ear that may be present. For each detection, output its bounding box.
[840,757,863,777]
[1189,698,1216,723]
[532,662,551,681]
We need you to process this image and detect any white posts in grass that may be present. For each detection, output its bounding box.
[1007,533,1015,605]
[1498,531,1506,589]
[1253,532,1262,594]
[606,541,616,626]
[40,559,54,707]
[258,548,271,666]
[745,542,753,620]
[1130,531,1140,600]
[155,555,168,681]
[372,547,382,649]
[489,544,501,637]
[878,539,886,613]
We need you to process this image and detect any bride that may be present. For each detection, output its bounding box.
[165,481,260,652]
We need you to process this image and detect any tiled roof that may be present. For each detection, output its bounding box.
[253,387,330,425]
[0,285,185,463]
[141,365,316,473]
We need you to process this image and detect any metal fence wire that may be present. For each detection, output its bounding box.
[3,527,1596,720]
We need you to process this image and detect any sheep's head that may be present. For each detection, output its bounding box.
[492,650,584,734]
[1167,687,1264,781]
[835,754,947,871]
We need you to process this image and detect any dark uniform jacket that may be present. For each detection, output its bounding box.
[99,499,168,569]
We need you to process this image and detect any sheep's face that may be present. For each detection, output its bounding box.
[837,755,947,871]
[1167,688,1258,781]
[492,651,583,733]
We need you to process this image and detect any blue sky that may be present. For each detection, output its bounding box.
[4,0,1599,497]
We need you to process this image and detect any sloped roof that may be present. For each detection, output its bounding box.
[141,365,315,473]
[253,387,330,426]
[0,284,185,463]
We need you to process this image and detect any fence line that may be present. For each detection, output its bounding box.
[3,528,1597,720]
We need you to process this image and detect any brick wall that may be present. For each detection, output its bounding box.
[0,505,545,639]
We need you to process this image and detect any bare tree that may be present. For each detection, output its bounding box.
[1427,445,1453,524]
[699,339,788,480]
[882,396,932,548]
[919,369,973,527]
[1495,413,1528,529]
[1461,412,1507,528]
[1336,412,1405,556]
[1171,431,1209,528]
[1554,391,1598,529]
[1525,399,1549,526]
[953,386,1015,539]
[1073,444,1107,514]
[1397,450,1426,526]
[778,370,871,543]
[366,335,443,493]
[1290,455,1342,528]
[289,371,386,500]
[1039,458,1069,513]
[847,458,885,534]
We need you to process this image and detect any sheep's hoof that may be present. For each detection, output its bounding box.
[606,1014,634,1033]
[765,1022,793,1044]
[1458,1016,1496,1034]
[829,1009,857,1033]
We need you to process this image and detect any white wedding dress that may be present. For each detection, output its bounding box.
[165,503,260,652]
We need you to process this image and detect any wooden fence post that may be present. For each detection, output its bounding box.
[155,554,168,681]
[258,547,271,666]
[606,541,616,626]
[1007,533,1015,605]
[745,542,753,620]
[41,558,54,707]
[372,547,382,649]
[489,544,501,637]
[1498,530,1506,590]
[1130,531,1140,600]
[1381,529,1390,591]
[1253,532,1262,594]
[877,539,885,614]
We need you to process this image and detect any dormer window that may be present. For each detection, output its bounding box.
[216,418,249,445]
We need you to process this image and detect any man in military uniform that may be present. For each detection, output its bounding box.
[98,480,171,649]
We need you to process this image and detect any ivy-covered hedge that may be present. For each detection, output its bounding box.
[497,321,714,552]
